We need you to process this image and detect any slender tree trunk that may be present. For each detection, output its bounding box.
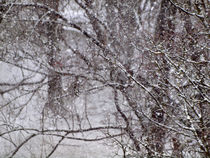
[37,0,63,115]
[153,0,177,154]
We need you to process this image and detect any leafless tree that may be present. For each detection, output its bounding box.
[0,0,209,157]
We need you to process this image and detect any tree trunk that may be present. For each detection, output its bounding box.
[37,0,64,115]
[152,0,177,154]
